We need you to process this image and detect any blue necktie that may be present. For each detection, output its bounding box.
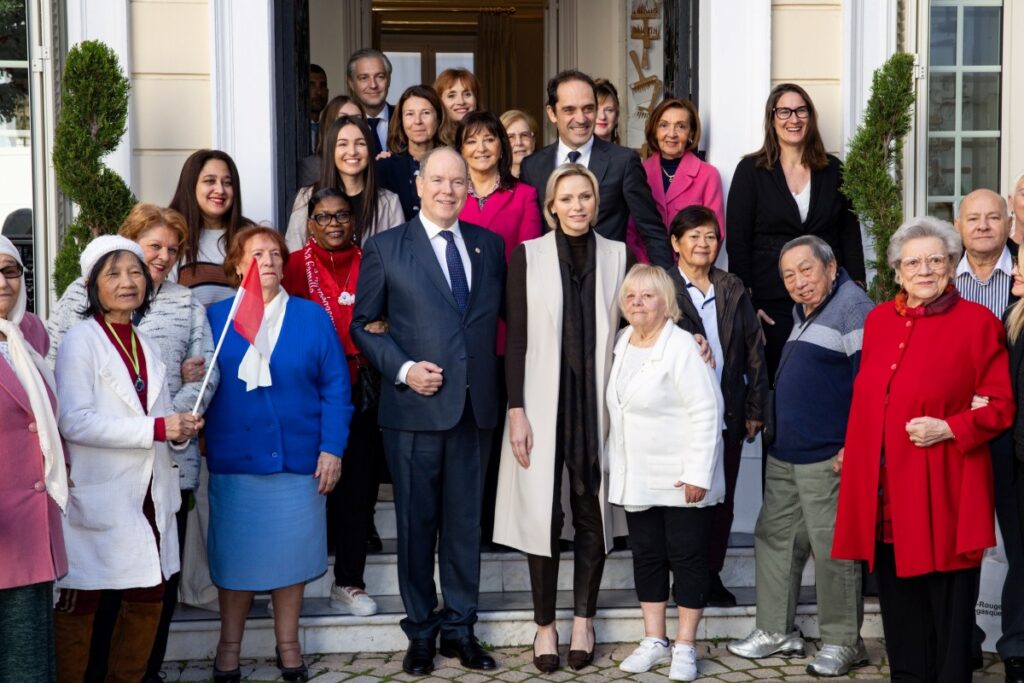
[440,230,469,313]
[568,150,581,164]
[368,117,383,151]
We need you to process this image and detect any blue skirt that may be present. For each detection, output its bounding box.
[208,472,326,591]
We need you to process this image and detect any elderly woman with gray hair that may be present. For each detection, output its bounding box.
[833,217,1014,681]
[728,235,873,676]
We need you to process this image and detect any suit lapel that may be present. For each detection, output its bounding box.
[476,188,513,228]
[771,163,803,225]
[405,218,461,313]
[0,356,32,415]
[463,226,484,315]
[588,138,610,185]
[664,152,699,206]
[140,335,166,414]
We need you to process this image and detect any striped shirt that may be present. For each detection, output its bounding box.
[954,247,1013,319]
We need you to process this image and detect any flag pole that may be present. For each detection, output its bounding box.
[191,286,243,416]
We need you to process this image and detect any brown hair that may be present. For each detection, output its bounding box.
[118,203,189,252]
[223,225,289,287]
[644,98,702,158]
[387,85,444,154]
[594,78,621,145]
[315,95,365,155]
[434,68,481,145]
[749,83,828,171]
[318,115,380,240]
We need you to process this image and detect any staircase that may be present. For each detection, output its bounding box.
[165,496,883,661]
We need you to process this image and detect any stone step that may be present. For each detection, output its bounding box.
[166,589,882,661]
[298,536,815,599]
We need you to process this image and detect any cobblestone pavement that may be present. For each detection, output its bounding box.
[160,640,1005,682]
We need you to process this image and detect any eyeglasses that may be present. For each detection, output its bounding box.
[898,254,950,273]
[311,211,354,226]
[774,106,810,121]
[507,132,535,142]
[0,264,24,280]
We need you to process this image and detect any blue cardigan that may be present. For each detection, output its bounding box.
[204,296,352,475]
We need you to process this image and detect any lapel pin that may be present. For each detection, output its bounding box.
[474,247,481,253]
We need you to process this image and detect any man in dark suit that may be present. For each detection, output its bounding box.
[347,48,395,156]
[520,69,674,268]
[351,147,505,676]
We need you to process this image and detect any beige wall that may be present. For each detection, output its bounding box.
[129,0,211,204]
[772,0,843,155]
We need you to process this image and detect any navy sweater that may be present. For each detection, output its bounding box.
[772,269,873,464]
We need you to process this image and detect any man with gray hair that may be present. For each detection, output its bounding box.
[728,235,872,676]
[956,188,1024,682]
[347,48,393,154]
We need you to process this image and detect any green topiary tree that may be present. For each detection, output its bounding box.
[52,40,135,295]
[842,52,916,303]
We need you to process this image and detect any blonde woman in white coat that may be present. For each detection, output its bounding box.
[52,236,202,682]
[494,163,633,673]
[608,264,725,682]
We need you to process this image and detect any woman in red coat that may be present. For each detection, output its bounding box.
[833,216,1014,682]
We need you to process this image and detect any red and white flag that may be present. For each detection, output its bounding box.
[233,257,271,359]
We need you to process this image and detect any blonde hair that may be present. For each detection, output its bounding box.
[618,263,681,323]
[500,109,539,137]
[1008,248,1024,344]
[543,163,601,230]
[118,203,189,252]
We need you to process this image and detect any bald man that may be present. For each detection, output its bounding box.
[954,189,1017,318]
[954,189,1024,682]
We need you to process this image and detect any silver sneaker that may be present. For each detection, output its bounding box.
[727,628,806,659]
[806,640,868,677]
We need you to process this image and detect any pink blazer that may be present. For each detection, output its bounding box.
[627,151,725,263]
[0,313,68,590]
[460,181,543,353]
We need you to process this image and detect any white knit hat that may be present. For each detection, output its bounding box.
[79,234,145,281]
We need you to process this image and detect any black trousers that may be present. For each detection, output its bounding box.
[991,434,1024,658]
[382,401,491,641]
[526,451,606,625]
[329,407,383,588]
[625,505,715,608]
[874,541,979,682]
[479,366,507,542]
[707,432,743,575]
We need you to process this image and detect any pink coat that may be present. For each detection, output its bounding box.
[0,313,68,590]
[627,151,725,263]
[460,180,543,353]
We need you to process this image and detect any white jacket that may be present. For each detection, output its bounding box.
[606,320,725,509]
[55,318,181,590]
[285,184,404,252]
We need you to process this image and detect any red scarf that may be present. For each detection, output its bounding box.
[302,238,361,359]
[893,283,959,317]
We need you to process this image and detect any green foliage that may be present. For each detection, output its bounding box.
[842,52,916,303]
[52,40,135,295]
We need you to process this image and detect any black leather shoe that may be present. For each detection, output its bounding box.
[707,572,738,608]
[402,639,436,675]
[1005,656,1024,683]
[439,635,497,670]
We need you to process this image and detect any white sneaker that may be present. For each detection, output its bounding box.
[329,583,378,616]
[619,637,671,673]
[669,643,698,682]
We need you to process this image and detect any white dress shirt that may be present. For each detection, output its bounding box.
[556,135,595,168]
[397,213,474,385]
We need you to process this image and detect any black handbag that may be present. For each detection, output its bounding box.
[350,356,381,414]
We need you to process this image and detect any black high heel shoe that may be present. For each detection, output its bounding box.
[567,623,595,671]
[212,641,241,683]
[533,630,560,673]
[275,644,309,682]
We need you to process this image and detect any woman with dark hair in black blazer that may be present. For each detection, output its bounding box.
[375,85,444,220]
[725,83,865,383]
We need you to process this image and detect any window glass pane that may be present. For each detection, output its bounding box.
[963,6,1001,66]
[435,52,473,76]
[927,72,956,132]
[961,137,999,194]
[927,137,955,196]
[962,72,1000,131]
[0,0,27,61]
[928,201,954,222]
[384,51,423,105]
[929,6,957,67]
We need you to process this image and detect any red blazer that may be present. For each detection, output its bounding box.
[832,297,1014,577]
[460,180,543,353]
[0,313,68,589]
[627,151,725,263]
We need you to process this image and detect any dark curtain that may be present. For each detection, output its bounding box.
[477,10,516,115]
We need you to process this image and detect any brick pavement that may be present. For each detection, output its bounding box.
[159,639,1005,682]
